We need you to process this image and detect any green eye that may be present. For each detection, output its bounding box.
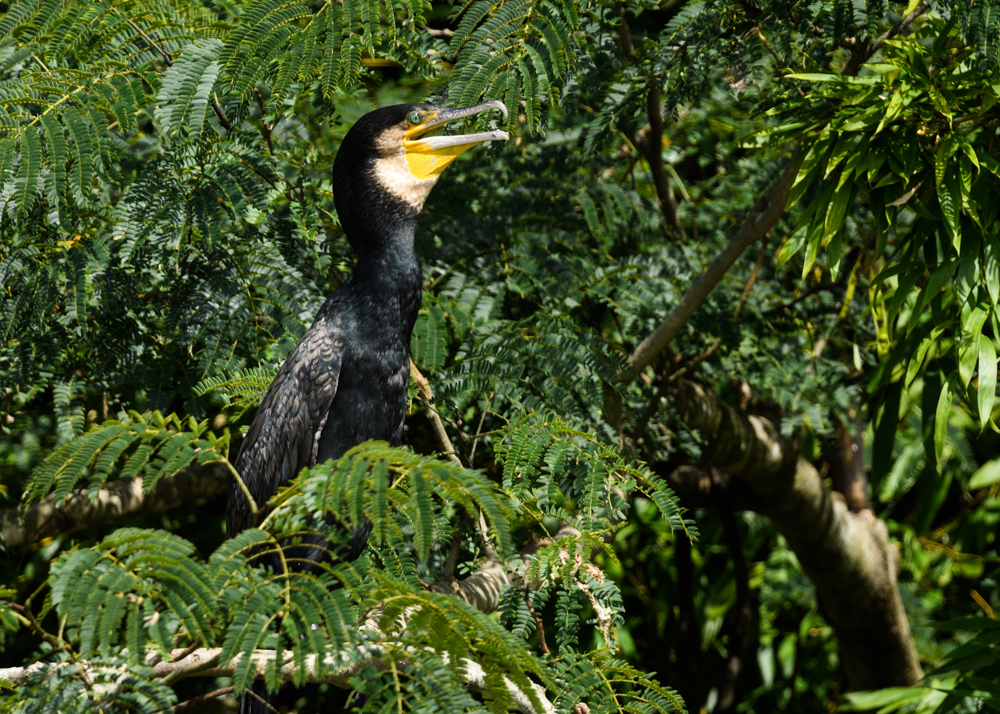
[407,111,421,125]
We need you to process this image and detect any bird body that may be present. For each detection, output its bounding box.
[226,101,508,712]
[226,244,422,538]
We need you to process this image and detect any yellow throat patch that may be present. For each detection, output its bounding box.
[404,143,475,181]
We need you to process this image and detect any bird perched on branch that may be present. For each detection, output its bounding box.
[226,101,509,713]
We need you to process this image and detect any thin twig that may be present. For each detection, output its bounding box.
[9,603,63,650]
[525,593,550,655]
[614,149,803,386]
[253,87,274,155]
[755,28,783,67]
[732,231,771,320]
[223,458,258,514]
[169,686,234,712]
[868,1,932,58]
[118,13,173,64]
[410,360,461,465]
[211,93,233,132]
[467,392,493,466]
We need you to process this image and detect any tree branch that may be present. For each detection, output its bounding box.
[642,83,686,240]
[842,0,933,75]
[617,150,803,385]
[829,411,871,512]
[410,360,462,465]
[670,379,923,690]
[0,463,230,548]
[869,1,933,58]
[0,647,556,714]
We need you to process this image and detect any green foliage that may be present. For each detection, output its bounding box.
[24,410,232,505]
[17,657,176,714]
[4,445,686,711]
[4,1,1000,713]
[841,618,1000,712]
[268,441,513,559]
[50,528,218,659]
[760,13,1000,484]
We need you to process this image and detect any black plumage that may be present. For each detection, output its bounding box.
[226,101,507,713]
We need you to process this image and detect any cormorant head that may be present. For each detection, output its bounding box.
[333,101,509,253]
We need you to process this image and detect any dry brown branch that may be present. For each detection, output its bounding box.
[733,231,771,320]
[410,360,461,465]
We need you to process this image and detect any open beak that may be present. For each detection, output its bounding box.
[403,101,509,180]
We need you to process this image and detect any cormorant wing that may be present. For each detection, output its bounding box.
[227,326,343,537]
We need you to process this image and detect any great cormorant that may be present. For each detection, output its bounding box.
[226,101,508,713]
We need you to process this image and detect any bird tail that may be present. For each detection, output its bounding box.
[239,681,281,714]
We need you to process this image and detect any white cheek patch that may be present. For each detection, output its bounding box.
[373,153,438,209]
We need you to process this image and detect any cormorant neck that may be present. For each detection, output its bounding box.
[350,222,423,294]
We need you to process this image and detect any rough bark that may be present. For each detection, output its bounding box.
[0,462,230,549]
[671,380,923,690]
[432,523,581,614]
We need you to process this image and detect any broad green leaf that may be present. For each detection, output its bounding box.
[873,385,901,480]
[776,226,808,269]
[824,133,854,178]
[981,152,1000,178]
[958,136,980,171]
[959,305,989,388]
[968,458,1000,489]
[911,259,956,327]
[937,167,962,252]
[935,377,951,462]
[928,85,953,124]
[935,133,959,187]
[800,222,823,279]
[876,83,911,133]
[839,687,937,711]
[785,73,880,84]
[823,175,854,241]
[955,245,980,306]
[985,236,1000,304]
[977,335,997,427]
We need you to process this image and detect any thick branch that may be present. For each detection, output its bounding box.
[433,524,581,613]
[620,150,803,382]
[672,380,922,690]
[0,463,230,548]
[829,412,870,512]
[0,647,554,714]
